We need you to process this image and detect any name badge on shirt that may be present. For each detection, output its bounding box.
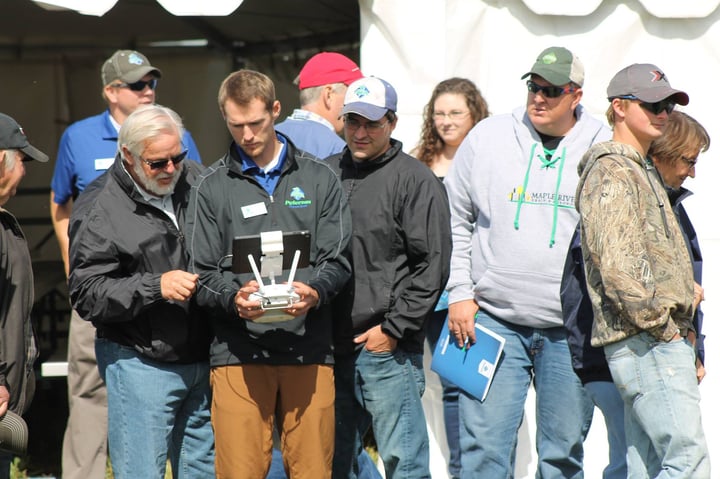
[95,158,114,170]
[241,202,268,219]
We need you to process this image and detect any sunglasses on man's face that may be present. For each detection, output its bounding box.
[614,95,675,116]
[141,149,188,170]
[526,80,577,98]
[639,99,675,116]
[111,78,158,92]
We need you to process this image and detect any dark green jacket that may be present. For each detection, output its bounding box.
[186,134,351,366]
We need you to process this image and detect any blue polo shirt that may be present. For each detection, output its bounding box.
[237,134,287,196]
[51,110,202,204]
[275,109,345,160]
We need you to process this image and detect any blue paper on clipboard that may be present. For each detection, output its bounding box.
[430,315,505,402]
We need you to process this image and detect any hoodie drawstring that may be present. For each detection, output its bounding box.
[644,156,670,238]
[514,143,567,247]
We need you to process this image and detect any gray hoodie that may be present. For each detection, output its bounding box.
[445,105,610,328]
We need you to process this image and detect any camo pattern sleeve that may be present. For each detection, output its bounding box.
[577,144,695,347]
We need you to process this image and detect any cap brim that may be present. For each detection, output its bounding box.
[520,69,569,87]
[341,103,388,121]
[0,411,28,456]
[670,91,690,106]
[121,67,163,84]
[635,87,689,106]
[21,143,48,163]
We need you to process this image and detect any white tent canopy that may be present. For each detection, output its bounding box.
[358,1,720,477]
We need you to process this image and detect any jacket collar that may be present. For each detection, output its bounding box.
[665,184,692,206]
[226,131,300,178]
[339,138,403,171]
[109,153,191,208]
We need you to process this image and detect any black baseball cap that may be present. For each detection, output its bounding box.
[0,113,48,162]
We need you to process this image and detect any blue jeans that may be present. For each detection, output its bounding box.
[334,347,430,479]
[605,333,710,479]
[584,381,627,479]
[96,338,215,479]
[426,309,461,478]
[268,448,381,479]
[459,312,593,479]
[267,449,287,479]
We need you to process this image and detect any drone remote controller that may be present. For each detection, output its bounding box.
[249,285,300,310]
[246,249,302,323]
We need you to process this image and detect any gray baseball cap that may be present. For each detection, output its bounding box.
[101,50,162,85]
[607,63,688,105]
[521,46,584,87]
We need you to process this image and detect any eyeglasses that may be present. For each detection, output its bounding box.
[141,149,188,170]
[344,116,388,133]
[432,110,470,121]
[526,80,577,98]
[615,96,675,115]
[110,78,158,92]
[680,156,698,167]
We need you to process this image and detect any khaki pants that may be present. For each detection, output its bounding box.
[61,310,108,479]
[211,364,334,479]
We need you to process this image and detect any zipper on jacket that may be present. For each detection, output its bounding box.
[268,194,277,228]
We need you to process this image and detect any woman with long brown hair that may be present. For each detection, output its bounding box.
[414,77,489,479]
[413,77,489,178]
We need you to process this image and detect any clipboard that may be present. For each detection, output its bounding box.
[431,314,505,402]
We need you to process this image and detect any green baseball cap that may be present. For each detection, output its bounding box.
[521,46,584,87]
[101,50,162,85]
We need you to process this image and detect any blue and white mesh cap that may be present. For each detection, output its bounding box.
[342,76,398,121]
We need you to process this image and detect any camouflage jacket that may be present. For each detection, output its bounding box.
[576,141,694,347]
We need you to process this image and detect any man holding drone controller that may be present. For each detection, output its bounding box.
[186,69,352,479]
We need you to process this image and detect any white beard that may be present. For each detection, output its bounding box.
[131,159,181,197]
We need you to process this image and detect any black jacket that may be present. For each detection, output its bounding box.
[186,134,352,367]
[667,187,705,364]
[0,208,37,414]
[68,156,211,363]
[560,223,610,384]
[328,140,452,356]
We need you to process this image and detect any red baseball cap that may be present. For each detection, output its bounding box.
[297,52,363,90]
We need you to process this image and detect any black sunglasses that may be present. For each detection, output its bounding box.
[111,78,158,92]
[141,149,188,170]
[526,80,577,98]
[639,99,675,116]
[614,95,675,116]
